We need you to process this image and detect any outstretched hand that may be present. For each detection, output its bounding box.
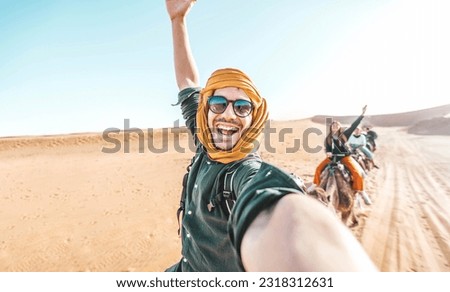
[362,105,367,115]
[166,0,196,21]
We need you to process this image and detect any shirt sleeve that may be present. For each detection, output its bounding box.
[343,115,364,139]
[172,87,202,141]
[228,162,305,261]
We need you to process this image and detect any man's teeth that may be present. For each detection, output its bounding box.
[218,125,238,131]
[217,125,238,135]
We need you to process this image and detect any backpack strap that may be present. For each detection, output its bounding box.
[210,153,261,216]
[221,160,243,215]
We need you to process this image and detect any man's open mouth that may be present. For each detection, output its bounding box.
[216,124,239,136]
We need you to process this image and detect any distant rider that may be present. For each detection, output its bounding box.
[348,126,379,169]
[309,106,372,205]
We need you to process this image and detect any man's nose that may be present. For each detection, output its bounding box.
[221,102,236,118]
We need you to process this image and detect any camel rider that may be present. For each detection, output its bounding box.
[363,126,378,152]
[309,106,372,206]
[348,126,379,169]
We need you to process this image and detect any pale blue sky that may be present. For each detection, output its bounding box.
[1,0,449,137]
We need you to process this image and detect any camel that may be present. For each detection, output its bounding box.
[317,161,359,228]
[351,148,373,174]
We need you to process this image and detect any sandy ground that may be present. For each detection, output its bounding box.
[357,128,450,272]
[0,120,449,271]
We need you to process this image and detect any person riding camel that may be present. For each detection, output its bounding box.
[308,106,372,206]
[348,126,379,169]
[363,125,378,152]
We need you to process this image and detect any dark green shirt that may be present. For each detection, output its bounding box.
[167,87,305,272]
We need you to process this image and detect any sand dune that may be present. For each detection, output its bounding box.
[311,104,450,135]
[1,119,449,271]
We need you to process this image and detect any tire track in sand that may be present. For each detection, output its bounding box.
[359,128,450,271]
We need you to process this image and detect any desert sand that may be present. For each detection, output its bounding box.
[0,119,449,272]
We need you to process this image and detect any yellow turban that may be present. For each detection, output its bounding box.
[197,68,268,164]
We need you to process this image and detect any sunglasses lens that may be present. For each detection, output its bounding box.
[208,96,228,114]
[207,96,253,117]
[233,100,253,117]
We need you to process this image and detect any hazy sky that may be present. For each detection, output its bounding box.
[1,0,449,137]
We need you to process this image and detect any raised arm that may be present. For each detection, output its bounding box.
[344,105,367,139]
[241,194,378,271]
[361,105,367,115]
[166,0,200,90]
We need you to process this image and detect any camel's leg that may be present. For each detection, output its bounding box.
[347,211,359,228]
[341,210,350,225]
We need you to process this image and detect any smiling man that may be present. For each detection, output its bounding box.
[195,68,268,162]
[207,88,253,151]
[164,0,377,272]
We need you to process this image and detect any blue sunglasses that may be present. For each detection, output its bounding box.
[207,95,253,118]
